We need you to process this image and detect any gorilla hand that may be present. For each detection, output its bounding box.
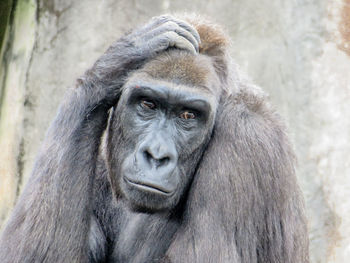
[129,15,200,55]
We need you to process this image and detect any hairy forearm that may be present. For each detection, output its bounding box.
[0,84,112,262]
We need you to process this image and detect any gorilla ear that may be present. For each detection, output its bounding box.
[166,78,308,261]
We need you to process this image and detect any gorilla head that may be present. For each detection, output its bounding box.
[107,51,220,211]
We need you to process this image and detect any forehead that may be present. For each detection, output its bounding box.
[134,50,220,96]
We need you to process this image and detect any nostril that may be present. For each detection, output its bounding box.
[157,157,170,167]
[143,149,171,168]
[144,150,153,162]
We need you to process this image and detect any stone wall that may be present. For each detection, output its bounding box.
[0,0,349,262]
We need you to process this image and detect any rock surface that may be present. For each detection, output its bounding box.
[0,0,349,262]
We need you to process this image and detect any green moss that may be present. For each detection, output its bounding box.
[0,0,13,56]
[0,0,36,136]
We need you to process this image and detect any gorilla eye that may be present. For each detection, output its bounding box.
[140,100,156,109]
[180,111,196,120]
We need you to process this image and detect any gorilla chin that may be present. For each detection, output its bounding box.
[121,175,181,212]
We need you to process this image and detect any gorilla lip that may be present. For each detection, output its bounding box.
[124,177,174,196]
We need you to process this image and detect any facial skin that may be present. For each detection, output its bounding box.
[103,49,222,213]
[113,78,217,211]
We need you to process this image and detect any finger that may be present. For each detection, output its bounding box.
[165,32,197,54]
[153,17,201,46]
[171,19,201,45]
[139,15,200,47]
[140,14,174,34]
[147,31,197,55]
[174,26,199,53]
[143,21,199,52]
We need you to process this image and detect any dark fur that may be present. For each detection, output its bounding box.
[0,14,309,262]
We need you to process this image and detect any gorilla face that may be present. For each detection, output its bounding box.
[106,52,220,212]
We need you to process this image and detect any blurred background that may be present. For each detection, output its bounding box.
[0,0,349,262]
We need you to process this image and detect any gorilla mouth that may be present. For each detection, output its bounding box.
[124,178,174,196]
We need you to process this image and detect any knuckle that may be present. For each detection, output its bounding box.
[164,21,179,31]
[156,14,173,23]
[164,31,177,38]
[176,20,192,29]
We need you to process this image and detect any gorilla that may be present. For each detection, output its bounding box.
[0,15,309,262]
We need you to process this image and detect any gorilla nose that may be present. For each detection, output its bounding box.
[137,138,178,172]
[144,150,170,168]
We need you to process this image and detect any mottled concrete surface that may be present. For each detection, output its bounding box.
[0,0,349,262]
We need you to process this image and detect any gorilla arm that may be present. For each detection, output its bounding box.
[0,16,200,263]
